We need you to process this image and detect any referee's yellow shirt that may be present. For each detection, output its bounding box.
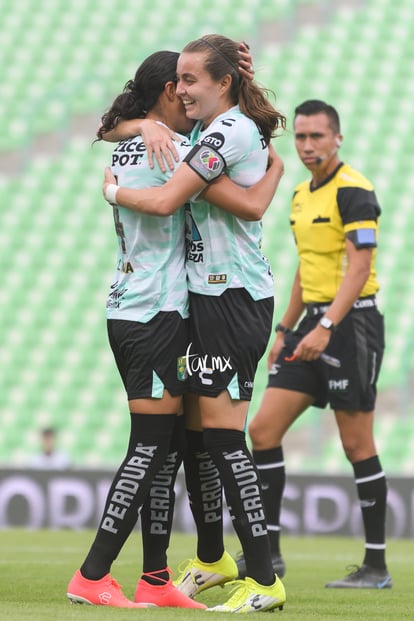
[290,163,381,303]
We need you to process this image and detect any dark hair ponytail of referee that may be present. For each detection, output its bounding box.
[96,51,179,141]
[183,34,286,145]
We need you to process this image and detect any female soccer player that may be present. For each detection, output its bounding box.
[67,46,284,609]
[102,34,287,613]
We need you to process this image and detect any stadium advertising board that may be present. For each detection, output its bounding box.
[0,469,413,537]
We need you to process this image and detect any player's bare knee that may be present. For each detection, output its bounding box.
[248,417,260,444]
[342,441,369,463]
[249,418,273,450]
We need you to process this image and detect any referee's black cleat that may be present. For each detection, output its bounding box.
[235,552,286,579]
[325,564,392,589]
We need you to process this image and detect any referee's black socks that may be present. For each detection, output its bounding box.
[353,455,388,570]
[253,446,286,558]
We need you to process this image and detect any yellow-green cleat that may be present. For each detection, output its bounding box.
[173,551,238,598]
[207,575,286,613]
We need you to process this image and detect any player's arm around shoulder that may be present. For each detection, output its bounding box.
[203,145,284,221]
[103,162,207,216]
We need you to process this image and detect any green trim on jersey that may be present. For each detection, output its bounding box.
[227,373,240,400]
[152,370,164,398]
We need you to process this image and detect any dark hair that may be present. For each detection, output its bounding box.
[42,427,56,436]
[294,99,340,133]
[182,34,286,144]
[96,50,179,140]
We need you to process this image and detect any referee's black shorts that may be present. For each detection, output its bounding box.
[107,311,189,400]
[188,288,274,400]
[268,303,385,411]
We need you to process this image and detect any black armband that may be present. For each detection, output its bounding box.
[184,143,226,182]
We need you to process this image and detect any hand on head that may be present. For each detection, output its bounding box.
[238,42,255,81]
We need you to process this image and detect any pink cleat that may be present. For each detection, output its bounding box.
[134,576,207,609]
[67,569,151,608]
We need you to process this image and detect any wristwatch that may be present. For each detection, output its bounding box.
[319,316,335,332]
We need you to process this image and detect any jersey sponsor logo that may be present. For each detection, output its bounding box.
[208,274,227,284]
[185,207,204,263]
[116,139,147,153]
[184,342,232,385]
[112,139,147,166]
[201,132,225,150]
[187,240,204,263]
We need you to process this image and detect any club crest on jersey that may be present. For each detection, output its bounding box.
[177,356,188,381]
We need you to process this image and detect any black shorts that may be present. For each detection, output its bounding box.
[107,312,189,400]
[188,289,274,400]
[267,304,385,411]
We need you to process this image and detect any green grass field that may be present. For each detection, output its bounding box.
[1,529,412,620]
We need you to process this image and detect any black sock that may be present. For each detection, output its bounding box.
[183,430,224,563]
[353,455,387,570]
[80,413,176,580]
[140,416,186,584]
[253,446,285,557]
[203,428,274,586]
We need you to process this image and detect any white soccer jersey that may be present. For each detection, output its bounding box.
[185,105,274,301]
[106,131,192,322]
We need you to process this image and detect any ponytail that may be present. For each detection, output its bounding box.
[183,34,286,145]
[239,79,286,145]
[96,50,180,141]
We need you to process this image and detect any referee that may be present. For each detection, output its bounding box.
[236,99,392,589]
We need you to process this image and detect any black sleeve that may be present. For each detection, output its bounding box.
[337,186,381,225]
